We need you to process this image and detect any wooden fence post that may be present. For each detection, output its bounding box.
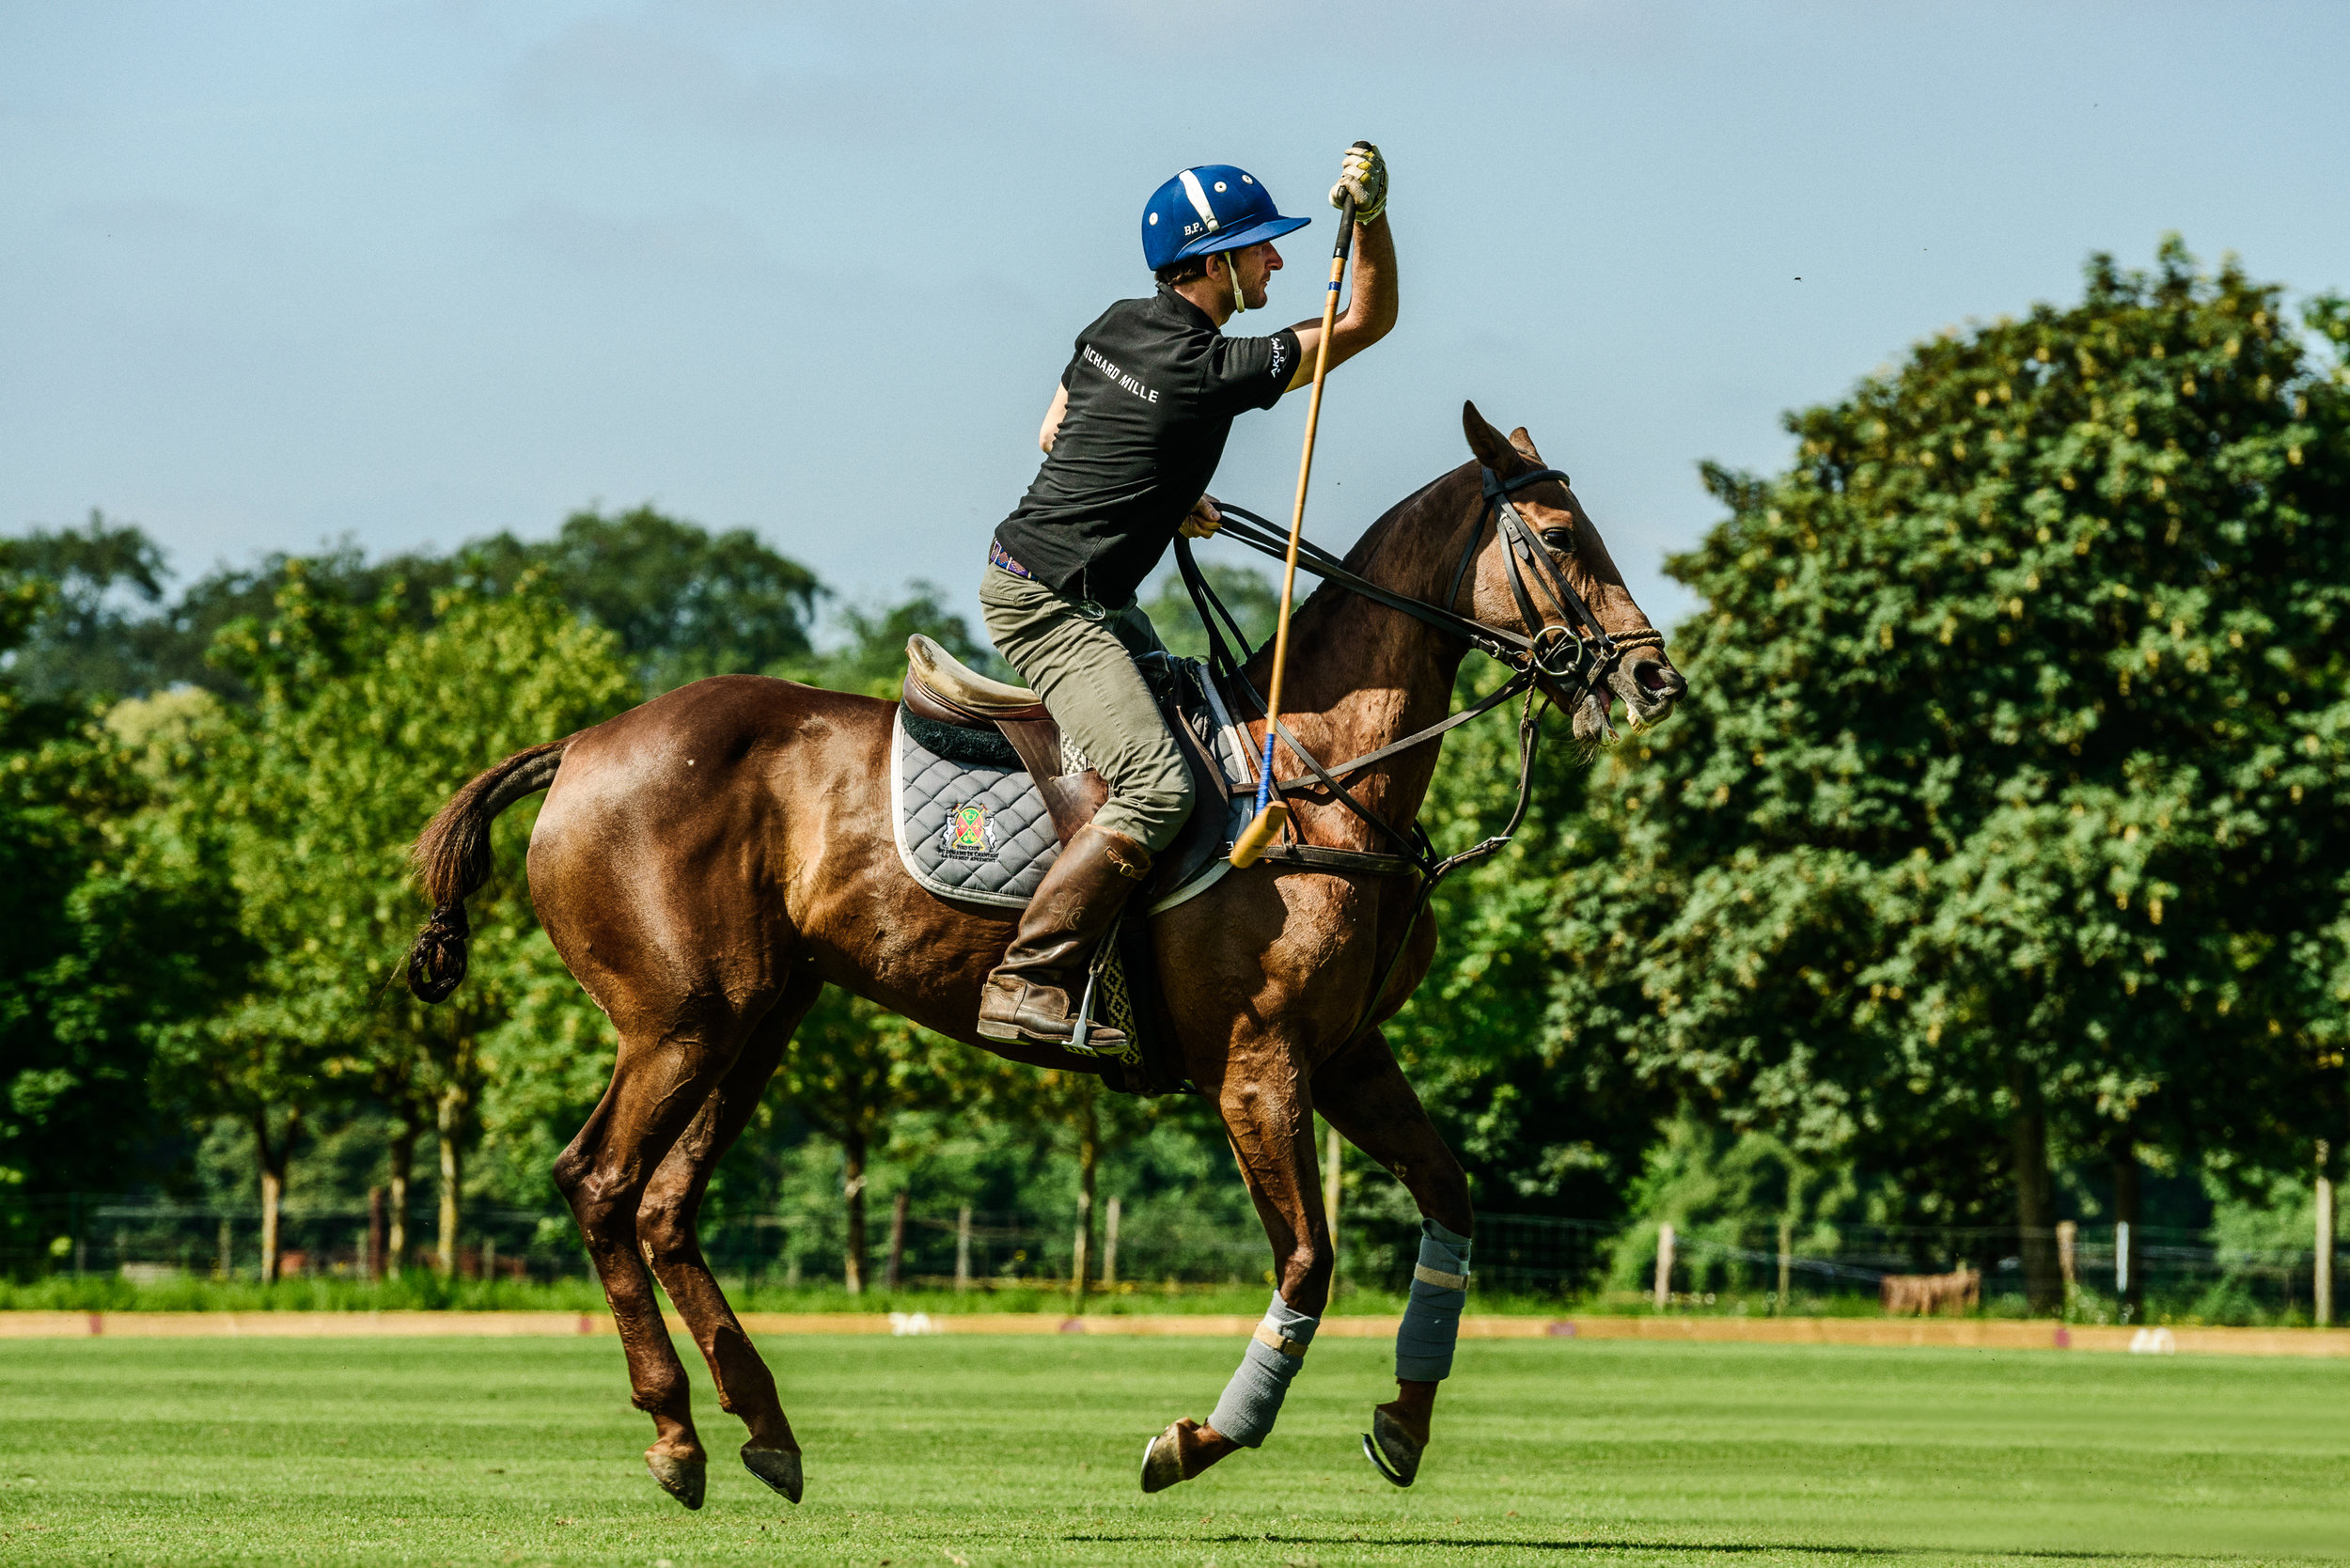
[1653,1223,1675,1309]
[1103,1197,1121,1290]
[954,1205,972,1294]
[2056,1220,2078,1314]
[2317,1140,2335,1329]
[366,1186,386,1283]
[1776,1217,1792,1312]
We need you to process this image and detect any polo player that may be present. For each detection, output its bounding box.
[977,143,1397,1050]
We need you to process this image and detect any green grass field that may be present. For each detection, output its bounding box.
[1,1334,2342,1566]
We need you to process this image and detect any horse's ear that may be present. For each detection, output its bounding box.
[1508,426,1543,463]
[1462,400,1522,474]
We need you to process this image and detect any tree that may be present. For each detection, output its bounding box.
[971,1064,1158,1301]
[458,508,822,694]
[0,512,171,701]
[773,581,1003,698]
[1545,242,2350,1311]
[0,548,249,1235]
[1386,662,1673,1223]
[180,568,634,1277]
[776,993,950,1293]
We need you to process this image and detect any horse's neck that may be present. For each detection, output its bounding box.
[1243,470,1479,848]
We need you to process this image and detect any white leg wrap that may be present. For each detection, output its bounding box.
[1396,1218,1470,1382]
[1206,1293,1318,1448]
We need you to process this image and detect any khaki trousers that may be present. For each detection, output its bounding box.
[979,565,1197,853]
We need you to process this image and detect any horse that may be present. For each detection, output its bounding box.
[405,401,1686,1508]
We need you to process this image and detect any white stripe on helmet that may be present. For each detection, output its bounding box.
[1176,168,1220,233]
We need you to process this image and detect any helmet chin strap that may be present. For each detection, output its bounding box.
[1223,249,1247,317]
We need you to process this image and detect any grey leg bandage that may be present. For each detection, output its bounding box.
[1206,1294,1319,1448]
[1396,1218,1471,1382]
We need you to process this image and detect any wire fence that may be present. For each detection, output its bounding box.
[1653,1218,2339,1321]
[0,1195,1606,1294]
[0,1195,2334,1321]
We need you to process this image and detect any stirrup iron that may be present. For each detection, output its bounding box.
[1064,915,1119,1058]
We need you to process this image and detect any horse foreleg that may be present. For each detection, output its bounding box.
[1141,1058,1329,1494]
[1314,1028,1473,1488]
[551,1018,747,1510]
[637,970,822,1503]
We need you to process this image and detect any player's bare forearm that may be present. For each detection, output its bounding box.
[1039,384,1070,453]
[1287,212,1397,388]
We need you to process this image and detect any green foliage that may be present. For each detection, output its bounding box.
[4,505,822,704]
[1547,240,2350,1227]
[1140,558,1279,660]
[454,507,821,693]
[1384,662,1668,1219]
[0,543,246,1203]
[0,511,170,701]
[143,571,637,1226]
[772,581,1002,698]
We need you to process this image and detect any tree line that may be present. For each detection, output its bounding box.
[3,242,2343,1309]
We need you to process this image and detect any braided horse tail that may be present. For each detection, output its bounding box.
[405,737,572,1002]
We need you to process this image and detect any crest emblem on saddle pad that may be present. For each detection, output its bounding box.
[938,801,1000,860]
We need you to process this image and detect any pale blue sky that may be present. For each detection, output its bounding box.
[6,2,2344,635]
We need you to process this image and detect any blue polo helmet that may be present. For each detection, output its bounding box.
[1141,165,1310,270]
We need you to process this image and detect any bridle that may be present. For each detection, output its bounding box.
[1174,462,1666,1023]
[1457,465,1639,686]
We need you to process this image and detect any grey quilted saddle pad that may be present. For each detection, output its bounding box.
[889,712,1062,909]
[889,661,1256,914]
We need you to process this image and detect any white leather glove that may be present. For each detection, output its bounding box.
[1179,495,1223,540]
[1329,141,1387,222]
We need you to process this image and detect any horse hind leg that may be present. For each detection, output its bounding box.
[551,1010,757,1510]
[1313,1029,1474,1489]
[636,967,823,1505]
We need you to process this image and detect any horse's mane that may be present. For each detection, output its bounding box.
[1282,463,1472,633]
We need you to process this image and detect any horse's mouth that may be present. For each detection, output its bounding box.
[1612,652,1687,729]
[1567,656,1685,744]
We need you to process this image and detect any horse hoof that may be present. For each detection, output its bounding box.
[1361,1408,1421,1488]
[1139,1420,1194,1495]
[645,1450,706,1510]
[742,1444,804,1504]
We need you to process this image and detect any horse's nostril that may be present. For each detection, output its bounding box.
[1635,663,1681,695]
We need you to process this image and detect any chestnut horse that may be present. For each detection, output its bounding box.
[406,402,1684,1508]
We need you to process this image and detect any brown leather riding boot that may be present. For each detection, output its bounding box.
[977,823,1152,1049]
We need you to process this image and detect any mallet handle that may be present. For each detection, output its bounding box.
[1231,190,1356,870]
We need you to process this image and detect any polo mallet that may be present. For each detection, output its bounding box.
[1230,178,1360,870]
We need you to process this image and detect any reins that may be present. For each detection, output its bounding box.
[1174,463,1661,1028]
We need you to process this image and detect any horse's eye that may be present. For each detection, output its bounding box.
[1541,528,1573,551]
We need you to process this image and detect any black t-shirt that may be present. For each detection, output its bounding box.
[995,286,1299,606]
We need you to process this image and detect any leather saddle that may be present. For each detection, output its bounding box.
[898,635,1238,904]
